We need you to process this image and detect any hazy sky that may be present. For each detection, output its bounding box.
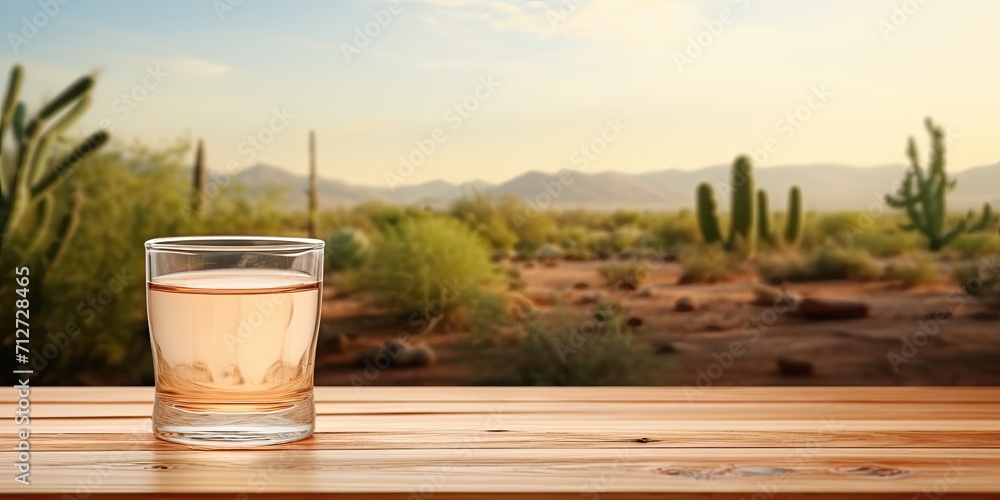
[2,0,998,187]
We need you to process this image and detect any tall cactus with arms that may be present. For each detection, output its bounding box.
[885,118,993,251]
[0,64,108,262]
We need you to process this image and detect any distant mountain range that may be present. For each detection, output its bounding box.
[233,162,1000,212]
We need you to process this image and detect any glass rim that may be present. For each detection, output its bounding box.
[145,236,324,252]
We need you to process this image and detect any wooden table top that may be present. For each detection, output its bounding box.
[2,387,999,499]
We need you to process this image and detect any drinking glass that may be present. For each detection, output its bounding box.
[145,236,324,447]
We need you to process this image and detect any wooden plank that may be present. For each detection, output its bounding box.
[5,386,1000,404]
[0,448,994,494]
[2,495,997,500]
[10,401,1000,421]
[3,387,998,496]
[16,429,1000,451]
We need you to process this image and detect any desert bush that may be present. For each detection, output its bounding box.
[449,192,519,250]
[953,260,1000,309]
[598,262,649,290]
[610,209,641,227]
[653,210,701,249]
[474,307,653,385]
[359,216,501,321]
[757,245,882,283]
[610,226,643,251]
[353,200,429,231]
[678,245,741,283]
[850,231,924,258]
[884,252,939,287]
[946,233,1000,259]
[324,228,369,271]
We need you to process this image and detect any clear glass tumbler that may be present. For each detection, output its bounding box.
[145,236,324,447]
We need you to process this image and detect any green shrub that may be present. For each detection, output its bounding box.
[884,252,939,287]
[449,192,519,250]
[353,200,428,230]
[679,245,741,283]
[654,211,701,248]
[947,233,1000,259]
[850,231,924,258]
[598,262,650,290]
[610,226,643,251]
[475,307,654,385]
[324,228,369,271]
[757,245,882,283]
[359,216,500,319]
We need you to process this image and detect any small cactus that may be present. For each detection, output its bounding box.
[696,182,723,244]
[726,156,755,258]
[191,139,205,215]
[694,156,756,258]
[784,185,803,247]
[325,228,369,271]
[756,189,773,245]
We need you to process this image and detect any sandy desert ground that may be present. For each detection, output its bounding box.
[313,260,1000,387]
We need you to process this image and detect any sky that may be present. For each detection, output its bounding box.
[2,0,998,187]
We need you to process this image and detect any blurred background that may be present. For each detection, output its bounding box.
[1,0,999,386]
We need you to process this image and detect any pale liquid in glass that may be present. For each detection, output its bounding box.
[147,269,321,414]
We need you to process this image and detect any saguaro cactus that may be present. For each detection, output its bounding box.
[307,130,318,239]
[694,155,756,258]
[726,156,756,257]
[756,189,772,244]
[885,118,994,251]
[696,182,723,244]
[0,64,108,260]
[191,139,205,215]
[784,185,803,247]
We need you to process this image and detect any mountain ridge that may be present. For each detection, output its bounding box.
[232,162,1000,211]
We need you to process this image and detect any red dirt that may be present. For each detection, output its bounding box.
[314,261,1000,387]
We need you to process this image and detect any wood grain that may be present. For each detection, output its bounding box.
[1,387,998,498]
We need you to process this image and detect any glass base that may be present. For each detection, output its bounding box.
[152,393,315,448]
